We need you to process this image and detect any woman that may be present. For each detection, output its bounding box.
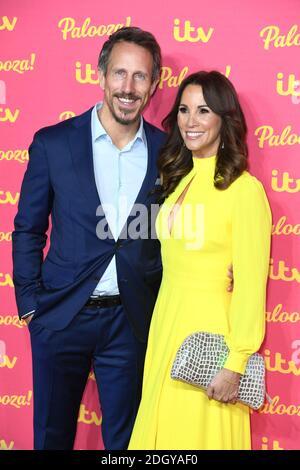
[129,71,271,450]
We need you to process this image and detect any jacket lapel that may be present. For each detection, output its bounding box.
[69,111,160,242]
[134,121,159,205]
[69,108,100,212]
[68,108,114,241]
[118,121,160,240]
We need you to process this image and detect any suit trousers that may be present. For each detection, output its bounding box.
[29,304,146,450]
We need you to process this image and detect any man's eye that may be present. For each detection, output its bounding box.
[114,70,126,77]
[135,73,146,80]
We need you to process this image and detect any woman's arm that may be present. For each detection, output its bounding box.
[207,174,272,404]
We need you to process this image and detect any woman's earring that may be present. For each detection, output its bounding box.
[221,142,225,149]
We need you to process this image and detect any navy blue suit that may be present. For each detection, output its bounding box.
[12,108,165,449]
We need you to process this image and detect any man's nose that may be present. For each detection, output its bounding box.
[122,75,135,94]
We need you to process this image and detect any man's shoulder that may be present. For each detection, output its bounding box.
[143,120,166,140]
[33,107,93,140]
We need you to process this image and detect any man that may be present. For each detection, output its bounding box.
[12,27,165,450]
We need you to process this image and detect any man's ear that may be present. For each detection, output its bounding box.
[98,69,105,90]
[150,78,160,96]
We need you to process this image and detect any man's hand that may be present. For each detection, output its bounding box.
[24,314,34,326]
[207,368,241,404]
[227,264,234,292]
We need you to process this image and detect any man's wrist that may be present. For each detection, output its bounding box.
[21,310,36,319]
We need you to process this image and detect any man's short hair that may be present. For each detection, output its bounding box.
[98,26,161,82]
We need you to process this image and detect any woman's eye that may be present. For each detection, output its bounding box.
[178,107,187,113]
[200,108,209,114]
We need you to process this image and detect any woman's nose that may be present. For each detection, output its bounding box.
[186,112,199,126]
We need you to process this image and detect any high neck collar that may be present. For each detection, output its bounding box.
[193,154,216,166]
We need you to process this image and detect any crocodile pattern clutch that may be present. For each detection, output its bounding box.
[171,331,266,409]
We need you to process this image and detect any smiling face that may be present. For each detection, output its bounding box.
[98,41,158,126]
[177,84,222,158]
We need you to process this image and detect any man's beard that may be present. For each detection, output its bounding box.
[112,110,140,126]
[110,93,141,126]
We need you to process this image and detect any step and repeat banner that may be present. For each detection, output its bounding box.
[0,0,299,450]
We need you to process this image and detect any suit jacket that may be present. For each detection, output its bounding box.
[12,107,166,342]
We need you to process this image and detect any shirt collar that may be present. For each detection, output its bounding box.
[92,102,146,147]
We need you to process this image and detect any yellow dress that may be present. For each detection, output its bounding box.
[129,155,272,450]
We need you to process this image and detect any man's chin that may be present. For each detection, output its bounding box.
[114,111,140,126]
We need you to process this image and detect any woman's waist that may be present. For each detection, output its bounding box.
[161,266,230,288]
[161,253,232,282]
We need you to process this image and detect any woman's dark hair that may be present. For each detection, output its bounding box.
[158,71,248,199]
[98,27,161,83]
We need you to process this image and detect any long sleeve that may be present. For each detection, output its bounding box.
[224,174,272,374]
[12,131,54,319]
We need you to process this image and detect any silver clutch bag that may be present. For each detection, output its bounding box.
[171,331,266,410]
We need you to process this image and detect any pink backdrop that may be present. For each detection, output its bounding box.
[1,0,300,450]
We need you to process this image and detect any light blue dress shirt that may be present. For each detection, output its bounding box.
[91,102,148,296]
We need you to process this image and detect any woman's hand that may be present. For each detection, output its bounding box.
[207,368,241,404]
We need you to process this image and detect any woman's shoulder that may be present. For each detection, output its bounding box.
[229,171,272,220]
[230,171,267,197]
